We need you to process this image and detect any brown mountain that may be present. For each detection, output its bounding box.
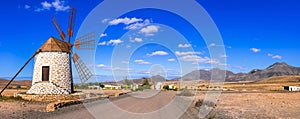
[176,62,300,82]
[241,62,300,81]
[178,68,241,82]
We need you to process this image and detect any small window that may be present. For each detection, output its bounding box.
[42,66,50,81]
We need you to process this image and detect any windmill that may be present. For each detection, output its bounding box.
[0,7,95,95]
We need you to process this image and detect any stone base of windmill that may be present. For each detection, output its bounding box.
[17,92,84,102]
[27,82,71,95]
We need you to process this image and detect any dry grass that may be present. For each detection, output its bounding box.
[223,76,300,91]
[211,92,300,118]
[76,89,130,96]
[0,89,27,96]
[258,76,300,83]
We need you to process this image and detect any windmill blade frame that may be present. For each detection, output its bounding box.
[74,32,96,50]
[72,53,93,83]
[68,7,76,43]
[52,16,66,41]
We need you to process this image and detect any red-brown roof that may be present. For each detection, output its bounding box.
[39,37,71,52]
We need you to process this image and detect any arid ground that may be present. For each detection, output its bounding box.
[1,90,300,119]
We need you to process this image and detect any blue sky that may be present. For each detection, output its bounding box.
[0,0,299,82]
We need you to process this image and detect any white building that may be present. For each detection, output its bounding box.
[284,86,300,91]
[104,85,121,90]
[27,37,73,95]
[88,85,101,89]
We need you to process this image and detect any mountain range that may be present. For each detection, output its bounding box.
[178,62,300,82]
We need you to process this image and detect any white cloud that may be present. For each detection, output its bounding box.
[98,39,123,46]
[134,38,143,42]
[230,65,247,71]
[51,0,70,11]
[108,17,150,30]
[209,43,216,47]
[179,55,225,66]
[175,51,202,56]
[125,19,150,30]
[24,5,31,9]
[208,43,225,47]
[140,25,159,36]
[267,53,273,57]
[100,33,107,38]
[96,64,132,71]
[180,55,209,63]
[206,59,227,66]
[168,58,176,62]
[109,17,143,25]
[121,61,129,64]
[267,53,282,59]
[126,45,131,48]
[137,71,150,74]
[178,43,191,48]
[134,60,150,64]
[250,48,261,53]
[220,54,228,58]
[130,37,143,43]
[98,41,106,45]
[96,64,105,67]
[35,0,69,12]
[107,39,123,46]
[272,55,282,59]
[101,18,110,23]
[147,51,168,57]
[41,1,52,10]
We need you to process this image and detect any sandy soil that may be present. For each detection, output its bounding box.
[194,92,300,119]
[0,101,47,119]
[1,92,300,119]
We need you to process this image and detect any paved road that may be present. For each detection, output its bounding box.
[47,91,194,119]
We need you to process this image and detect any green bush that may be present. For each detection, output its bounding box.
[163,85,169,90]
[195,99,216,107]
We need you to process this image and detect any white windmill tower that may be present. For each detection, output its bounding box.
[25,8,95,95]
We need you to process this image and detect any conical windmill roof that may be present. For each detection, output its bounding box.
[39,37,71,52]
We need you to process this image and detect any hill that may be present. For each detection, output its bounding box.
[175,62,300,82]
[258,76,300,84]
[0,78,31,88]
[178,68,245,82]
[241,62,300,81]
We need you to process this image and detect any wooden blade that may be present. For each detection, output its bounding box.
[68,7,76,43]
[74,32,95,50]
[52,16,66,41]
[72,53,79,62]
[72,53,93,83]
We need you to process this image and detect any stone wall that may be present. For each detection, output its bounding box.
[27,52,72,94]
[18,93,81,102]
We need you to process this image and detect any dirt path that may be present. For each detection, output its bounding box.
[46,91,193,119]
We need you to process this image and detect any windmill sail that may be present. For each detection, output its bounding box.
[74,32,96,50]
[72,53,93,83]
[68,7,76,43]
[52,16,66,41]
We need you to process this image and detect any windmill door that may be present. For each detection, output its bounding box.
[42,66,50,81]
